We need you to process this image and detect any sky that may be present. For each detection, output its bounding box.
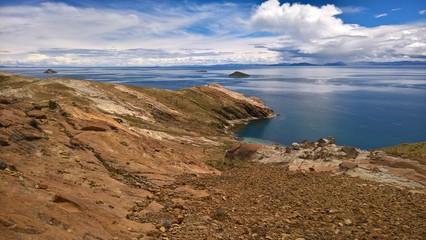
[0,0,426,66]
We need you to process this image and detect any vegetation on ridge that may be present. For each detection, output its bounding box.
[377,142,426,163]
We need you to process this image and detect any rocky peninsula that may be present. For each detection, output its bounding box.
[0,72,425,239]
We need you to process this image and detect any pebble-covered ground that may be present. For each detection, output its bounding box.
[152,163,426,240]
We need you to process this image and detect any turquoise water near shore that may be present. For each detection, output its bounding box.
[2,66,426,149]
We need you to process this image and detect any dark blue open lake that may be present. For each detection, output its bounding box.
[2,66,426,149]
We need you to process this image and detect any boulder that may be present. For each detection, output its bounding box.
[225,143,261,161]
[317,138,330,147]
[0,138,10,146]
[341,146,359,159]
[301,139,315,148]
[229,71,250,78]
[339,160,358,170]
[0,161,7,170]
[327,137,336,144]
[291,142,300,150]
[44,69,57,74]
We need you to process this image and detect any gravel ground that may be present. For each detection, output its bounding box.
[165,163,426,240]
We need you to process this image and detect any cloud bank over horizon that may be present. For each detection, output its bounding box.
[0,0,425,66]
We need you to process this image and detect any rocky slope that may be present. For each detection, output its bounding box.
[0,72,273,239]
[0,72,425,240]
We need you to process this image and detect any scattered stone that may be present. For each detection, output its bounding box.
[44,69,57,74]
[177,215,184,224]
[229,71,250,78]
[163,219,172,229]
[29,119,41,129]
[35,184,48,190]
[0,161,7,170]
[159,226,166,232]
[0,138,10,146]
[344,219,353,225]
[48,100,58,110]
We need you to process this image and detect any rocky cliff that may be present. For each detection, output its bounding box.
[0,72,424,240]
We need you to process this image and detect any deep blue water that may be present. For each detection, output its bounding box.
[2,66,426,149]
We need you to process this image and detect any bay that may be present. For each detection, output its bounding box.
[2,65,425,149]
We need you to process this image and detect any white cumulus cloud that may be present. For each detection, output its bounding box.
[247,0,426,63]
[248,0,357,40]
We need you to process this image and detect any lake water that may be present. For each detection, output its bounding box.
[2,66,426,149]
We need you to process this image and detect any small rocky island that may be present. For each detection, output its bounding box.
[229,71,250,78]
[44,68,57,74]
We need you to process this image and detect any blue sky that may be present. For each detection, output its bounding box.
[1,0,425,66]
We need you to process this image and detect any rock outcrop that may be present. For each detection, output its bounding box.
[226,138,426,189]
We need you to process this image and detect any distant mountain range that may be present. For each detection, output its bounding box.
[349,61,426,66]
[269,62,347,66]
[1,61,425,68]
[270,61,426,67]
